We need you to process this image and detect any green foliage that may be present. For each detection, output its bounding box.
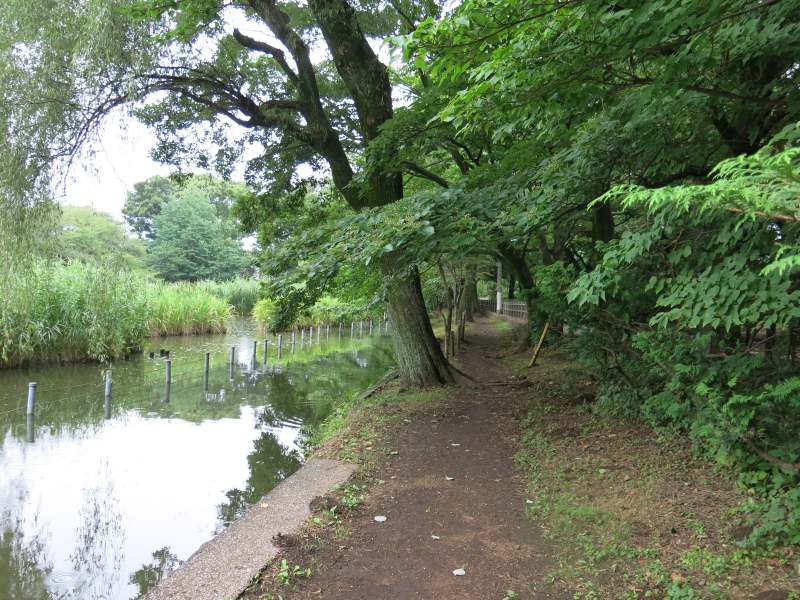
[0,260,150,365]
[199,277,261,314]
[145,281,230,337]
[0,260,235,366]
[58,206,148,271]
[148,190,247,282]
[567,137,800,545]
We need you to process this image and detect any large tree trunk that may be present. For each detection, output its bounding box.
[385,263,454,387]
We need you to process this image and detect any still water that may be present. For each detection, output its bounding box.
[0,319,394,600]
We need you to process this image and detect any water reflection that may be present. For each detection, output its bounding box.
[128,548,179,600]
[0,321,394,600]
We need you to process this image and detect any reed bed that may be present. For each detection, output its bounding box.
[0,260,249,367]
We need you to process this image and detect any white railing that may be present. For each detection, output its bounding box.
[478,298,528,320]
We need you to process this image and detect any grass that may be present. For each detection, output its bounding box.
[0,259,258,367]
[146,281,229,336]
[513,346,800,598]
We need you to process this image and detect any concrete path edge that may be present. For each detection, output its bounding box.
[145,457,358,600]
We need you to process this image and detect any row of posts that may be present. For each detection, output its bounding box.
[22,317,389,425]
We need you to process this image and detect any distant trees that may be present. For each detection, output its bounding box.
[147,189,247,282]
[58,206,147,271]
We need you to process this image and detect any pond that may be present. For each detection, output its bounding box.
[0,319,394,600]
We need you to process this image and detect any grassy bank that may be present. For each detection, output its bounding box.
[0,260,264,367]
[512,346,800,598]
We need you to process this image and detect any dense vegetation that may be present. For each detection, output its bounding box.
[1,0,798,548]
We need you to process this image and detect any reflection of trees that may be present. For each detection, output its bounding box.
[128,547,180,600]
[216,431,302,530]
[69,481,125,600]
[0,510,53,600]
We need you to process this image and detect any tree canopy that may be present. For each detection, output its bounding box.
[2,0,800,546]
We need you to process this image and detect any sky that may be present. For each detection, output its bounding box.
[57,2,420,224]
[60,110,171,222]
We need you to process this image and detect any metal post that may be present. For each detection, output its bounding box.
[229,345,236,365]
[496,259,503,313]
[278,334,283,359]
[359,320,364,337]
[326,324,330,340]
[338,322,343,340]
[26,414,35,443]
[103,370,112,420]
[263,339,269,365]
[252,340,258,365]
[317,323,321,344]
[350,321,355,337]
[300,328,305,350]
[165,359,172,384]
[308,325,313,345]
[204,352,210,376]
[377,319,382,335]
[369,319,373,335]
[291,329,296,353]
[26,382,36,416]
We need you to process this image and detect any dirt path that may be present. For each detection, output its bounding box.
[246,318,566,599]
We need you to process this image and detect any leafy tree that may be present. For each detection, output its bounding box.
[58,206,147,270]
[123,176,178,240]
[0,0,455,386]
[124,174,250,240]
[148,190,247,282]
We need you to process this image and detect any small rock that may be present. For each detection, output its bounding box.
[452,568,466,576]
[374,515,387,523]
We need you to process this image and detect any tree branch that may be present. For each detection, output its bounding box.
[401,161,451,188]
[232,29,299,85]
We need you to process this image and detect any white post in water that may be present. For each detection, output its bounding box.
[359,320,364,336]
[317,323,321,344]
[369,319,373,335]
[300,328,305,350]
[291,329,296,353]
[104,370,113,400]
[309,325,313,345]
[496,259,503,313]
[350,321,355,337]
[26,382,36,416]
[338,322,343,340]
[326,324,330,341]
[277,334,283,358]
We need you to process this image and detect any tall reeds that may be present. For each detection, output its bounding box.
[0,260,242,367]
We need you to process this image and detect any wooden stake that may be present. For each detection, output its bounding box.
[527,320,550,368]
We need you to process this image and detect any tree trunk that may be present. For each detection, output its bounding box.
[385,263,454,386]
[498,243,537,347]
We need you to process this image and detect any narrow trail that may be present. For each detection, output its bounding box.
[275,318,566,599]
